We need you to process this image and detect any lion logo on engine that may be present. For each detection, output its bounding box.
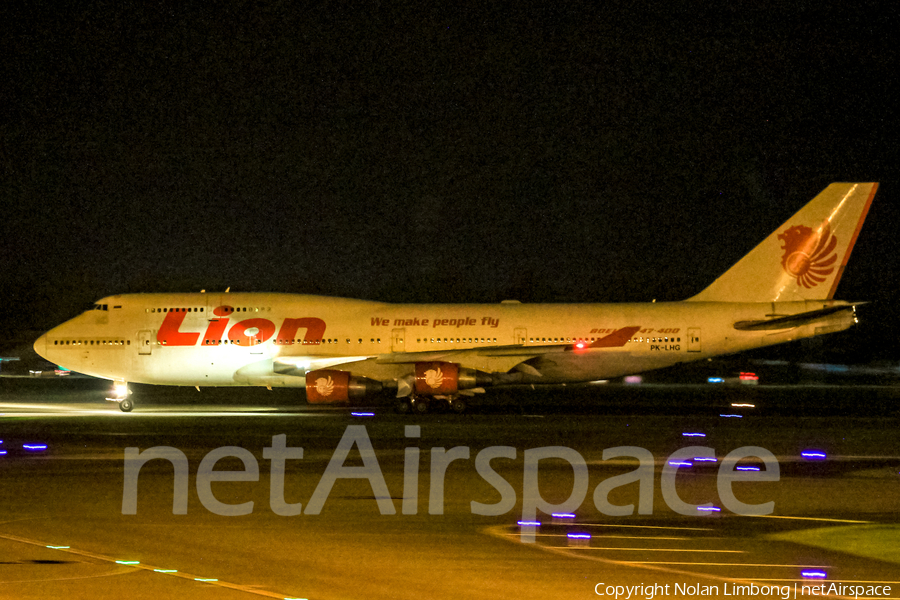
[425,367,444,389]
[315,375,334,397]
[777,222,838,289]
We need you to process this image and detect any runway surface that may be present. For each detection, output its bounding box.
[1,377,899,599]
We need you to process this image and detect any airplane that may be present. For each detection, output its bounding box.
[33,182,878,413]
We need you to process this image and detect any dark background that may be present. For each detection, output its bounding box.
[2,1,897,364]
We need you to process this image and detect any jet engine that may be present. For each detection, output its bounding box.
[305,369,383,403]
[413,362,491,395]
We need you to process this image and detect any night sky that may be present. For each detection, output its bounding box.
[2,2,898,361]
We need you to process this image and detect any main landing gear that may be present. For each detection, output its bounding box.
[395,395,468,414]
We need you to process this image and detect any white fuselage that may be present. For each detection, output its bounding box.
[34,292,855,388]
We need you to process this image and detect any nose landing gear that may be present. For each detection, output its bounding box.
[106,381,134,412]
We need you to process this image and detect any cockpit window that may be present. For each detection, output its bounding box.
[89,304,109,311]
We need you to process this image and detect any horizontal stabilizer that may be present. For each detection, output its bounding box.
[733,304,862,331]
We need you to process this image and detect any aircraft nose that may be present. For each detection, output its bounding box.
[33,332,47,359]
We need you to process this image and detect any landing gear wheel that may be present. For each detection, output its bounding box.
[414,399,430,414]
[395,399,411,414]
[119,398,134,412]
[450,398,467,414]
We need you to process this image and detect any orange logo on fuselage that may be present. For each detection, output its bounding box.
[156,308,326,346]
[777,223,838,288]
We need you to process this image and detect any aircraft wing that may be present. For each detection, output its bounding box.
[273,326,642,379]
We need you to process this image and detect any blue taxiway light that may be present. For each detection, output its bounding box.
[801,450,827,460]
[801,570,827,579]
[23,444,48,451]
[736,466,760,471]
[682,432,706,437]
[517,521,541,527]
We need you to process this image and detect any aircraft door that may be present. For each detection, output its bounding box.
[391,328,405,353]
[250,329,265,354]
[687,328,701,352]
[138,330,153,355]
[514,328,527,345]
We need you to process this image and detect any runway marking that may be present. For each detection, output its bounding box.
[625,562,829,568]
[540,534,697,540]
[734,578,900,585]
[485,525,879,600]
[0,531,308,599]
[577,522,714,531]
[744,515,872,524]
[571,548,744,553]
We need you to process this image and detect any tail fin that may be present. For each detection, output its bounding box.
[688,182,878,303]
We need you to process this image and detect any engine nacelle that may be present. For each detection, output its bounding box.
[414,362,490,396]
[305,369,383,403]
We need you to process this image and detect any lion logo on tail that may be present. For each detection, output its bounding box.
[777,223,838,289]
